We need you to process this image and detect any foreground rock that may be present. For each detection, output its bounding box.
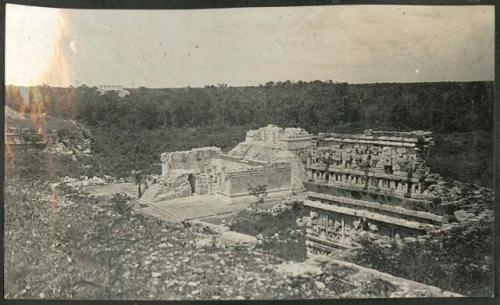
[277,255,461,298]
[4,174,469,300]
[217,231,258,248]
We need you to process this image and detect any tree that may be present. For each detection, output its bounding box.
[388,103,410,130]
[132,170,146,198]
[248,184,267,212]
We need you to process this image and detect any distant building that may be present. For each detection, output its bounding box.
[97,85,130,97]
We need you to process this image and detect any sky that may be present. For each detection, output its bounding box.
[5,4,495,88]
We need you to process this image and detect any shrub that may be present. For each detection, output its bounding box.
[111,193,132,216]
[230,205,308,262]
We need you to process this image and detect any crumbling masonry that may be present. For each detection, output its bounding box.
[141,125,311,205]
[143,125,445,255]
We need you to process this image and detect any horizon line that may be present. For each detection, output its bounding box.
[5,79,495,89]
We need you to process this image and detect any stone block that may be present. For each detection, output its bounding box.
[453,209,475,222]
[217,231,257,247]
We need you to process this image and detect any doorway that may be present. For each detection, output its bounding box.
[188,174,196,195]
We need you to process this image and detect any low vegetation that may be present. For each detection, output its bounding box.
[229,204,307,262]
[353,218,494,296]
[4,156,352,300]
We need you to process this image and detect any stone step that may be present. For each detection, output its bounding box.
[139,184,162,205]
[304,199,436,232]
[145,204,182,222]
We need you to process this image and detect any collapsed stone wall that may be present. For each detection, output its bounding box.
[161,147,222,176]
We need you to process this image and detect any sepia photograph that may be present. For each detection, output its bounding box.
[3,2,496,301]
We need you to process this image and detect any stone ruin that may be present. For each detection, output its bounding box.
[141,145,294,205]
[5,127,47,148]
[297,129,442,255]
[228,124,313,191]
[141,125,315,205]
[142,125,474,257]
[243,124,313,150]
[5,127,47,164]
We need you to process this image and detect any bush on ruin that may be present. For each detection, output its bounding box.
[353,218,494,296]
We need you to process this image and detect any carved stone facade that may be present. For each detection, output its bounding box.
[307,130,434,198]
[299,130,441,255]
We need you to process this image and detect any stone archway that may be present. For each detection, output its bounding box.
[188,174,196,195]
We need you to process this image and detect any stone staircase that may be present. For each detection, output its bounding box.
[137,183,183,222]
[143,203,182,222]
[139,183,162,205]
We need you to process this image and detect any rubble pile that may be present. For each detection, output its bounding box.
[264,199,296,216]
[423,173,494,224]
[59,175,113,191]
[5,169,475,300]
[45,121,92,155]
[3,177,392,300]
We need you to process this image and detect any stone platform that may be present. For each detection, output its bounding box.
[138,194,305,222]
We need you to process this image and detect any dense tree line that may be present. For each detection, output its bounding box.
[5,81,493,186]
[7,81,493,134]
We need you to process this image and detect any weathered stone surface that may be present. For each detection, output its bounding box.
[195,237,217,249]
[276,261,323,277]
[189,220,230,234]
[228,125,313,192]
[228,144,304,192]
[244,124,313,150]
[300,129,442,255]
[217,231,257,247]
[158,141,294,204]
[453,210,475,222]
[141,172,193,204]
